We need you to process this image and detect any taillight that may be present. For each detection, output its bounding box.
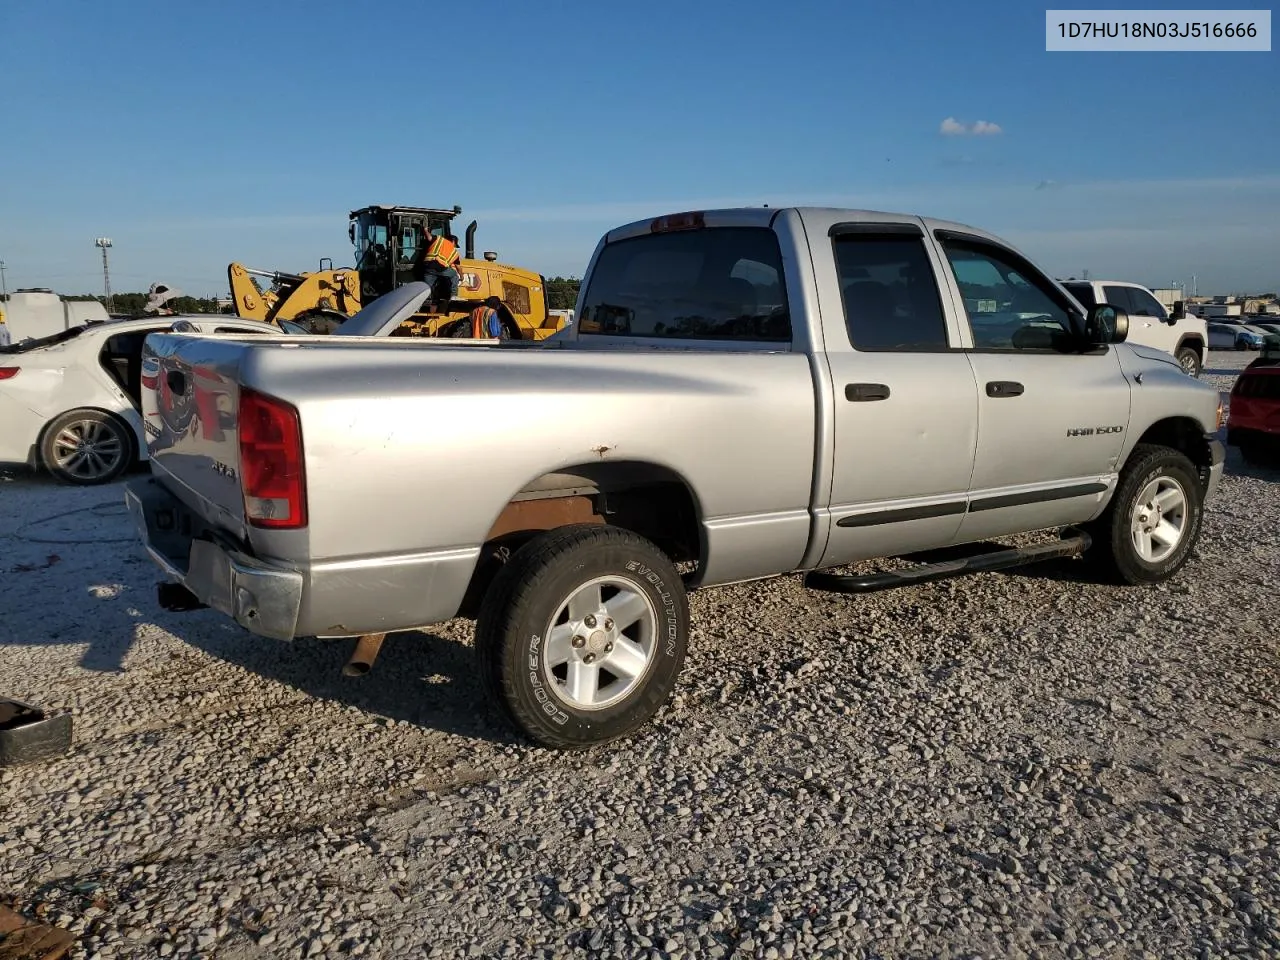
[0,367,19,380]
[238,387,307,529]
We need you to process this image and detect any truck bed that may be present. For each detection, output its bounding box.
[138,332,820,637]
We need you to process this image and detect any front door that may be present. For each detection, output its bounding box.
[817,223,980,567]
[1105,284,1177,356]
[933,233,1133,543]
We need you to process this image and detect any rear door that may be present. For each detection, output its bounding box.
[813,219,980,567]
[932,231,1132,543]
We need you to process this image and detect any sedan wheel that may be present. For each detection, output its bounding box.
[41,410,134,485]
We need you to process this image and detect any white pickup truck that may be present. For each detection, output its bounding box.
[125,206,1226,749]
[1059,279,1207,377]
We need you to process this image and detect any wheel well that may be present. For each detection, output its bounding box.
[1134,417,1213,484]
[455,461,703,618]
[36,406,139,468]
[1175,334,1204,356]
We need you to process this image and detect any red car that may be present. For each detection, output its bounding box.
[1227,339,1280,466]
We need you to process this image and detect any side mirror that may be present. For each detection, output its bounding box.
[1085,304,1128,345]
[1171,300,1186,321]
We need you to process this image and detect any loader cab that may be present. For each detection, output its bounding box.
[348,204,463,301]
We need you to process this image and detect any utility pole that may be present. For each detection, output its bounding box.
[95,238,113,313]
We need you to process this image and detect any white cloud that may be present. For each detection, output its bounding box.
[940,117,1003,136]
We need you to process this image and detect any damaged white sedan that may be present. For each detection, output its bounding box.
[0,315,282,485]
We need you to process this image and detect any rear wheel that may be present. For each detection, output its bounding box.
[1082,444,1204,584]
[475,524,689,749]
[1175,346,1202,377]
[40,409,135,485]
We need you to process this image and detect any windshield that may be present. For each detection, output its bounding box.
[352,213,390,272]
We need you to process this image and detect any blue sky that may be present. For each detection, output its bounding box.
[1,0,1276,297]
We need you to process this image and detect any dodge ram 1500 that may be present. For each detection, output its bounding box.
[125,206,1226,749]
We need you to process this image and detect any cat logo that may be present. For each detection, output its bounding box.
[460,271,482,292]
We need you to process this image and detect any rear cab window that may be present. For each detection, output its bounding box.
[577,227,791,342]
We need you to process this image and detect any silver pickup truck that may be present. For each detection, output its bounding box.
[125,206,1225,749]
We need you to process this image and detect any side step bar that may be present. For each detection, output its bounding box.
[804,529,1092,595]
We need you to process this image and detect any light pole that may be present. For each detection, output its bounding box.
[0,259,7,302]
[95,238,113,313]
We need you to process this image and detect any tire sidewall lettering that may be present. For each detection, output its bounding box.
[624,559,680,658]
[525,631,569,726]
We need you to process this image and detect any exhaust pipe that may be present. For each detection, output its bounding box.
[343,633,386,677]
[464,220,477,260]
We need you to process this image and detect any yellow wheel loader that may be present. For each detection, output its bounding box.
[227,205,566,340]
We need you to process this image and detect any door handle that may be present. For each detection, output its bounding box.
[846,382,891,402]
[985,380,1024,398]
[165,370,187,395]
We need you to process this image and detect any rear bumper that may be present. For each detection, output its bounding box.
[124,476,482,640]
[125,476,303,641]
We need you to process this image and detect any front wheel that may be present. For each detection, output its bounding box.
[475,524,689,749]
[1082,444,1204,585]
[1175,346,1202,377]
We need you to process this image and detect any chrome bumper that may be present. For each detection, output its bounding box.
[124,477,303,641]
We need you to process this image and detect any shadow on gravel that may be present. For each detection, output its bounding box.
[1223,445,1280,483]
[180,624,524,746]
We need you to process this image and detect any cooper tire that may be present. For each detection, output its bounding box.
[475,524,689,750]
[1083,443,1204,585]
[40,409,135,486]
[1175,346,1202,378]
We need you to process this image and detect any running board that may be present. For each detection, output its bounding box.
[804,529,1092,594]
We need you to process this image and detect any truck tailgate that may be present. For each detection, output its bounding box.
[142,332,255,537]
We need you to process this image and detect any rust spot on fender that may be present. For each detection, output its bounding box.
[591,444,613,458]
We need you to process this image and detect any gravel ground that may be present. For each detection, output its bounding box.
[1,352,1277,960]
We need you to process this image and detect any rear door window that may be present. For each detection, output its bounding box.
[577,227,791,342]
[832,234,950,351]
